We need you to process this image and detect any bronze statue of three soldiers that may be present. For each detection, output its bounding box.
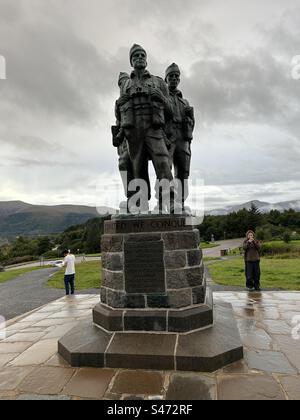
[112,44,195,214]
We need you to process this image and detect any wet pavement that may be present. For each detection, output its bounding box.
[0,291,299,400]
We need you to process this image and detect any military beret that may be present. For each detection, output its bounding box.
[130,44,147,64]
[165,63,181,80]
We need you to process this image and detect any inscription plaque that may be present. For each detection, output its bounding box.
[124,240,166,294]
[104,216,192,234]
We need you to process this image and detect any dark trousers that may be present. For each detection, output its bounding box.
[245,261,261,289]
[169,130,192,205]
[64,274,75,295]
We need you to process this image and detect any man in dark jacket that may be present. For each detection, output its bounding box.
[243,230,262,291]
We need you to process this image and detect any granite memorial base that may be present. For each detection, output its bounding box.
[58,215,243,372]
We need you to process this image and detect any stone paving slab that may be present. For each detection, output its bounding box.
[166,373,216,400]
[0,292,299,400]
[18,366,75,395]
[217,374,286,400]
[63,368,116,399]
[111,370,164,396]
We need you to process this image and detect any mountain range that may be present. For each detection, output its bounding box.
[207,200,300,216]
[0,201,113,240]
[0,199,299,241]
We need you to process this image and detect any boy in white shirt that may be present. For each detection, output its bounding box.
[62,250,76,296]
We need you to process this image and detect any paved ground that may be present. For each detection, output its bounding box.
[0,268,99,321]
[0,291,299,400]
[203,238,243,258]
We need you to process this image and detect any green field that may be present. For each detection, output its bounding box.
[47,261,101,290]
[85,253,101,257]
[261,240,300,258]
[0,267,46,285]
[201,243,219,249]
[208,257,300,290]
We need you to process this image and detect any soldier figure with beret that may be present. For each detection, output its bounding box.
[113,72,136,204]
[117,44,174,211]
[165,63,195,211]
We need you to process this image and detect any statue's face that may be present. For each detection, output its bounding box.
[167,72,180,90]
[131,50,147,70]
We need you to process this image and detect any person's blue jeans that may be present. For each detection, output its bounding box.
[64,274,75,295]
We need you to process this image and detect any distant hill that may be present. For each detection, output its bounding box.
[207,200,300,216]
[0,201,114,239]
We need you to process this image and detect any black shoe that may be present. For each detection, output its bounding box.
[254,288,261,292]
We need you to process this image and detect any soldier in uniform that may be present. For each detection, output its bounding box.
[165,63,195,211]
[118,44,174,210]
[112,72,136,203]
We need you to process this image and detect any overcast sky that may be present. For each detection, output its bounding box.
[0,0,299,210]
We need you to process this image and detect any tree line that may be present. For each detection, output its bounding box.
[1,207,300,266]
[199,205,300,242]
[0,216,110,266]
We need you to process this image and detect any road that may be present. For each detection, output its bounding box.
[0,268,99,321]
[5,256,101,271]
[202,238,244,258]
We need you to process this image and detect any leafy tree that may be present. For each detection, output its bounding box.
[9,236,38,258]
[247,203,263,232]
[0,248,5,263]
[37,236,52,256]
[283,231,291,244]
[256,226,272,241]
[268,210,281,226]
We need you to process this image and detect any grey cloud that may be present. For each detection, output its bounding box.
[0,15,114,125]
[1,155,81,168]
[184,50,298,126]
[0,135,59,153]
[118,0,207,23]
[0,0,300,207]
[0,0,22,23]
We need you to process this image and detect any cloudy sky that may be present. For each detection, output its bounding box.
[0,0,299,210]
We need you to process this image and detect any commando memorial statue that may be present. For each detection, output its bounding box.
[58,45,243,373]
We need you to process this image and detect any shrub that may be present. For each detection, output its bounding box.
[4,255,37,266]
[282,232,291,244]
[256,226,272,241]
[261,241,300,257]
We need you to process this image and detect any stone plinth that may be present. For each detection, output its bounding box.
[58,302,243,372]
[58,215,243,372]
[96,215,210,333]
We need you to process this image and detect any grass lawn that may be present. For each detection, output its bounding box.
[0,267,47,285]
[201,243,219,249]
[203,257,222,263]
[264,240,300,248]
[85,253,101,257]
[208,257,300,290]
[47,260,101,290]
